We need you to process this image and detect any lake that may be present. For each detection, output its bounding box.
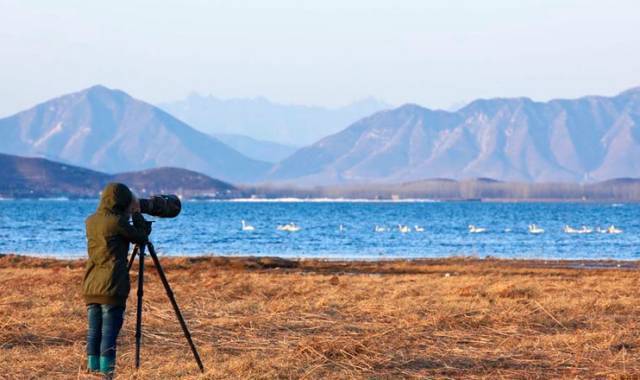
[0,199,638,260]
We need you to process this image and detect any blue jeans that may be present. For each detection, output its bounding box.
[87,304,125,358]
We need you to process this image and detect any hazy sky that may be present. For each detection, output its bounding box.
[1,0,639,116]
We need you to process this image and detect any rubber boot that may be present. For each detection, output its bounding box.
[99,355,116,377]
[87,355,99,372]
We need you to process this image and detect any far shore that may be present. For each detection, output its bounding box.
[2,253,640,271]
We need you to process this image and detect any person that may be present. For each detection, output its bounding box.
[82,183,151,376]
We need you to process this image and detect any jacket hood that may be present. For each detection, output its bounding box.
[98,183,132,214]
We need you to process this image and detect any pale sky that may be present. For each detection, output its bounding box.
[1,0,639,117]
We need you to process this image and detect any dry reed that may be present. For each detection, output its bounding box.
[1,254,639,379]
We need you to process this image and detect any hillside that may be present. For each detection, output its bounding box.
[0,153,237,198]
[0,85,270,183]
[268,87,640,184]
[4,153,640,201]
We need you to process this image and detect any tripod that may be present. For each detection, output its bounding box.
[127,241,205,373]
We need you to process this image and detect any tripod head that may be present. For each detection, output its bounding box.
[132,213,153,238]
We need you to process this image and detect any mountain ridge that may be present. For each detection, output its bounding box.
[267,86,640,184]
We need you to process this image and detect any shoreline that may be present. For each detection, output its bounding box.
[2,253,639,271]
[1,196,639,203]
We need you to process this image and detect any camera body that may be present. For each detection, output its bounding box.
[139,195,181,218]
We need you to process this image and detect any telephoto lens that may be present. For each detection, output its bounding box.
[139,195,181,218]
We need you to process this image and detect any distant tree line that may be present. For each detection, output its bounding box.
[241,178,640,201]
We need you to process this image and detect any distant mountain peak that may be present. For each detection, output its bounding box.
[85,84,111,92]
[617,86,640,96]
[78,84,127,98]
[158,94,392,145]
[461,96,534,112]
[396,103,428,112]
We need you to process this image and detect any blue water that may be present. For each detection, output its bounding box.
[0,200,638,260]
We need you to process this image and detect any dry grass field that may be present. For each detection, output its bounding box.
[1,254,639,379]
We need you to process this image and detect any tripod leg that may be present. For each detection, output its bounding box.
[147,242,205,373]
[134,244,146,369]
[128,245,140,271]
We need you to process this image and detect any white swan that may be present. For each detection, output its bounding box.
[277,223,301,232]
[374,225,386,233]
[414,225,425,232]
[607,225,623,234]
[564,225,593,234]
[398,224,411,233]
[528,224,544,234]
[579,225,593,234]
[468,225,486,233]
[241,220,255,231]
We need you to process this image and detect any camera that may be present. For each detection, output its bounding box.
[139,195,182,218]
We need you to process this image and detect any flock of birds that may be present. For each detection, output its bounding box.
[562,225,623,234]
[470,224,623,235]
[241,220,623,235]
[466,224,623,235]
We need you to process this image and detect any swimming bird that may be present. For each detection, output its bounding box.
[277,223,301,232]
[414,225,425,232]
[579,225,593,234]
[374,225,386,233]
[398,224,411,233]
[468,225,486,233]
[339,224,345,232]
[528,224,544,234]
[241,220,255,231]
[607,225,623,234]
[288,224,301,232]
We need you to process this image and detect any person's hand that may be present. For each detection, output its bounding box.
[129,195,141,214]
[143,220,153,236]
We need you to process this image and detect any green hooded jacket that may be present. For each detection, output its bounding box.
[82,183,148,306]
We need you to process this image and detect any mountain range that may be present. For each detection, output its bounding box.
[0,153,236,198]
[268,87,640,184]
[0,85,269,183]
[158,93,391,146]
[1,85,640,185]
